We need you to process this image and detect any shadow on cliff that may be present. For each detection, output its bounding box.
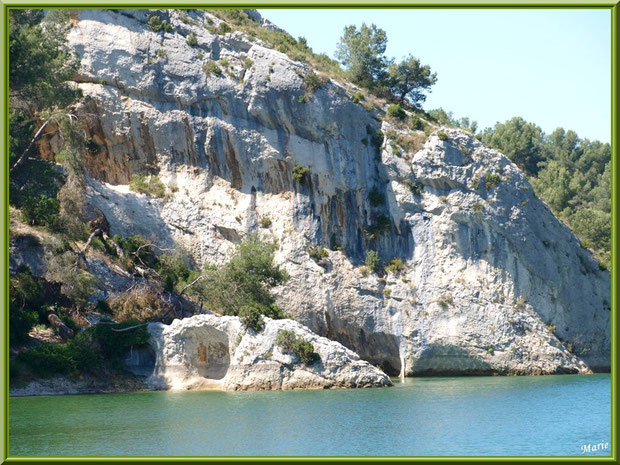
[408,344,494,376]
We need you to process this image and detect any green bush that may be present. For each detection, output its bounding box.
[368,186,385,207]
[438,131,449,141]
[239,303,265,332]
[308,246,329,261]
[129,175,166,198]
[45,251,98,307]
[203,60,222,76]
[387,103,406,120]
[243,57,253,69]
[186,32,197,46]
[365,250,381,273]
[304,70,325,92]
[484,173,502,189]
[9,304,38,346]
[113,234,159,270]
[158,251,198,293]
[352,91,364,103]
[218,22,232,34]
[20,192,60,226]
[292,165,310,184]
[16,343,75,376]
[187,235,289,331]
[409,116,423,131]
[147,15,164,32]
[91,321,151,361]
[385,258,404,274]
[472,202,484,215]
[276,330,320,365]
[259,216,272,228]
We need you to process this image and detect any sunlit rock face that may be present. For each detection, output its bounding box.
[49,9,609,377]
[138,314,392,391]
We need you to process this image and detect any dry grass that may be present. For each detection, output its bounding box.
[109,285,172,323]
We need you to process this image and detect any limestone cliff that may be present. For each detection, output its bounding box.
[38,9,610,376]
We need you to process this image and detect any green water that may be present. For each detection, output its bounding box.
[9,374,611,457]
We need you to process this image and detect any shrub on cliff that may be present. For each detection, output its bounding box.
[386,103,406,120]
[129,175,166,198]
[365,250,381,273]
[276,330,320,365]
[292,165,310,184]
[9,270,43,345]
[186,32,197,46]
[187,235,289,331]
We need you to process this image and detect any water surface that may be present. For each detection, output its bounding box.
[9,374,611,456]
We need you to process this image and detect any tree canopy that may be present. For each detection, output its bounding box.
[335,23,390,89]
[387,54,437,105]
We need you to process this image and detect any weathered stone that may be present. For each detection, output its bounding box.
[36,9,610,378]
[140,314,392,390]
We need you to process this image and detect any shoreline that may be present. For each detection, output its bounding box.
[9,371,608,397]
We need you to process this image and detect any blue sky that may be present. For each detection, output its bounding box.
[258,9,611,142]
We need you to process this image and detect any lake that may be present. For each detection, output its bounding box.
[9,374,611,457]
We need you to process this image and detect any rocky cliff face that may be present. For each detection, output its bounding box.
[41,9,609,376]
[135,314,392,390]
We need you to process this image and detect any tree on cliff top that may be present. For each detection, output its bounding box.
[387,54,438,106]
[336,23,390,89]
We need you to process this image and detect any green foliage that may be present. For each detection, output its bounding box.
[129,175,166,198]
[218,22,232,34]
[20,192,60,226]
[427,108,477,133]
[91,321,151,360]
[259,216,272,228]
[385,258,404,275]
[9,270,44,345]
[308,246,329,261]
[244,57,253,69]
[113,234,159,270]
[147,15,164,32]
[203,60,222,76]
[15,327,103,377]
[188,236,289,331]
[45,251,98,307]
[304,70,325,92]
[335,23,389,88]
[276,330,320,365]
[186,32,197,46]
[438,131,448,141]
[387,54,437,105]
[386,103,406,120]
[472,202,484,216]
[484,173,502,190]
[409,116,423,131]
[365,214,392,239]
[478,117,546,175]
[158,250,198,293]
[292,165,310,184]
[9,9,81,112]
[365,250,381,273]
[368,186,385,207]
[352,91,365,103]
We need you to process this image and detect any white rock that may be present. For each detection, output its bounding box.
[143,314,392,390]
